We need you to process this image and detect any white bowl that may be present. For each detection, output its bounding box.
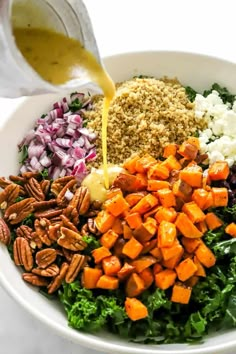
[0,51,236,354]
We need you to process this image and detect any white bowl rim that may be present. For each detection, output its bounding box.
[0,49,236,354]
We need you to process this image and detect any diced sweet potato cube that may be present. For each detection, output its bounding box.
[157,188,176,208]
[122,237,143,259]
[178,142,198,160]
[155,269,176,290]
[162,248,184,269]
[161,240,183,261]
[172,180,192,202]
[208,161,230,181]
[130,255,157,273]
[212,187,228,207]
[161,155,182,171]
[123,223,133,239]
[181,237,202,253]
[131,194,158,214]
[135,154,157,173]
[111,218,123,235]
[102,256,122,276]
[125,191,148,207]
[175,258,197,281]
[92,246,112,264]
[140,239,157,255]
[82,267,103,289]
[117,262,135,281]
[182,201,206,223]
[139,268,154,289]
[196,221,208,234]
[153,263,163,274]
[163,144,179,158]
[147,164,170,180]
[192,188,209,209]
[106,188,123,200]
[123,155,140,174]
[125,212,143,229]
[225,223,236,237]
[104,193,130,217]
[157,220,176,248]
[95,210,116,233]
[125,273,145,297]
[193,255,206,277]
[180,165,203,188]
[100,229,119,249]
[171,283,192,304]
[125,297,148,321]
[175,213,203,238]
[96,275,119,289]
[195,242,216,268]
[147,180,170,191]
[113,173,146,192]
[155,207,177,223]
[205,212,223,230]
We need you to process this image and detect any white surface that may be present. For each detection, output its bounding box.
[0,1,236,353]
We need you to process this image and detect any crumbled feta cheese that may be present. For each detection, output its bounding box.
[195,90,236,165]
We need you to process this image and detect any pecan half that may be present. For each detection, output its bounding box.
[9,175,25,183]
[32,263,59,277]
[40,179,51,196]
[65,254,86,283]
[60,214,78,232]
[36,248,57,268]
[34,218,52,246]
[0,183,20,210]
[29,232,43,250]
[63,205,79,225]
[34,208,63,219]
[62,248,74,262]
[4,198,35,224]
[16,225,32,240]
[51,176,76,196]
[21,171,39,179]
[22,273,49,287]
[0,217,11,245]
[0,177,12,189]
[25,177,45,201]
[57,227,87,251]
[76,186,90,215]
[48,224,60,241]
[56,179,77,208]
[13,237,33,271]
[87,218,100,235]
[48,262,69,294]
[32,199,57,211]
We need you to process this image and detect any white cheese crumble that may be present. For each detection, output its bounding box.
[194,90,236,166]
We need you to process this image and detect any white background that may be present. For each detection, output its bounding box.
[0,0,236,353]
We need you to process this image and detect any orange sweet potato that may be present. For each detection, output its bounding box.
[113,173,146,192]
[135,154,157,173]
[125,273,145,297]
[141,239,157,255]
[182,201,206,223]
[125,297,148,321]
[157,220,176,248]
[123,155,140,174]
[92,246,112,264]
[130,255,157,273]
[96,275,119,290]
[192,188,209,209]
[122,237,143,259]
[147,163,170,180]
[178,141,198,160]
[175,213,203,238]
[195,242,216,268]
[123,223,133,240]
[157,188,176,208]
[100,229,119,249]
[185,275,199,287]
[106,188,123,200]
[82,267,103,289]
[153,263,163,274]
[163,144,179,158]
[95,210,116,233]
[117,262,135,281]
[139,267,154,289]
[133,217,157,243]
[161,240,183,261]
[104,193,130,217]
[111,218,123,235]
[131,193,158,214]
[172,180,192,202]
[208,161,229,181]
[180,165,203,188]
[102,255,122,276]
[155,269,176,290]
[196,221,208,234]
[193,255,206,277]
[175,257,198,281]
[135,173,148,189]
[125,191,148,207]
[147,180,170,191]
[155,207,177,224]
[205,212,223,230]
[225,223,236,237]
[187,137,200,149]
[113,237,126,258]
[162,248,184,269]
[171,283,192,304]
[143,205,161,219]
[181,237,201,253]
[212,187,228,207]
[202,191,214,210]
[125,212,143,229]
[161,155,182,171]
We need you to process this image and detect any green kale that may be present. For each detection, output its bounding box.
[15,196,25,203]
[21,213,35,228]
[59,281,127,332]
[69,98,83,112]
[203,83,235,105]
[185,86,198,102]
[40,168,49,179]
[19,145,28,164]
[82,234,100,254]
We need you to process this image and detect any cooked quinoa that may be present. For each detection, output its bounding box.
[85,77,206,166]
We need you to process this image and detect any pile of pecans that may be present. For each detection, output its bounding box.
[0,172,101,294]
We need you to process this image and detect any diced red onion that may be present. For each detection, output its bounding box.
[30,156,43,172]
[28,143,45,159]
[56,138,72,148]
[40,155,52,168]
[64,189,74,201]
[86,148,96,161]
[67,114,83,126]
[51,166,61,180]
